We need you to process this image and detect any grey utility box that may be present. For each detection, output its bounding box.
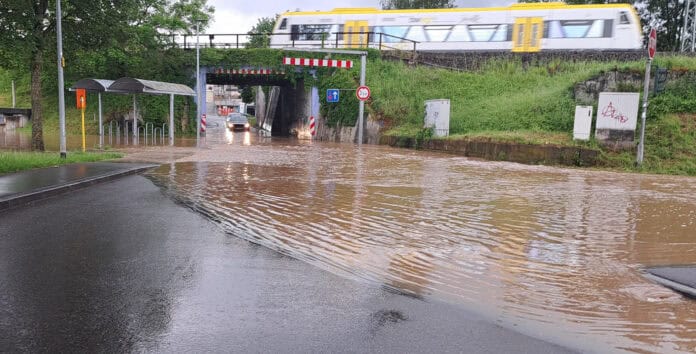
[424,99,450,137]
[573,105,593,141]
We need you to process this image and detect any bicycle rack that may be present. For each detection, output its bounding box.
[153,128,161,145]
[162,123,168,144]
[145,122,153,145]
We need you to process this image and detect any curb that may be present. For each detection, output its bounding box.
[0,164,158,213]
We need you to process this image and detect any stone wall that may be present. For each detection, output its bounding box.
[412,50,645,71]
[315,114,384,144]
[380,136,600,167]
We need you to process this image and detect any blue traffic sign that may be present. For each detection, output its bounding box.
[327,89,339,103]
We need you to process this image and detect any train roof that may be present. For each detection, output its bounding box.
[280,2,636,17]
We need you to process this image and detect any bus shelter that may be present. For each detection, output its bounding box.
[71,78,195,147]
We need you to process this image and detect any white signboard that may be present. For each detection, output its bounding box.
[573,106,593,141]
[596,92,640,131]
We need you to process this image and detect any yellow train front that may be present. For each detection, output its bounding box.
[269,3,642,52]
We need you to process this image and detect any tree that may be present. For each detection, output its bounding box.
[380,0,455,9]
[246,16,277,49]
[0,0,213,151]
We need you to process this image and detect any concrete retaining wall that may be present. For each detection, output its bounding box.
[380,136,600,167]
[413,50,645,71]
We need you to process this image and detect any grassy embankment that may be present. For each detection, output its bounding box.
[359,56,696,175]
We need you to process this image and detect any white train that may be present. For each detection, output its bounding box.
[269,3,642,52]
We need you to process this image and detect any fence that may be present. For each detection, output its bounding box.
[163,32,418,59]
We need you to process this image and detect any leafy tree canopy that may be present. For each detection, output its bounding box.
[246,16,277,49]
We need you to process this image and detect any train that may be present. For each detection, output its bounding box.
[269,2,643,52]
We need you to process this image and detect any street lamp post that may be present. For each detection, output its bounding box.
[196,20,201,148]
[56,0,67,158]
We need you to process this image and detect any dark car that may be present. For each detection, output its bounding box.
[226,113,250,131]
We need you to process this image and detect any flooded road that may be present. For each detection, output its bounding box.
[142,116,696,353]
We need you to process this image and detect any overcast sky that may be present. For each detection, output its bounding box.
[207,0,516,34]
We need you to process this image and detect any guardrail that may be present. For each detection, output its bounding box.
[163,32,419,59]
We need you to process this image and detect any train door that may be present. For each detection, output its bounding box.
[512,17,543,52]
[345,20,369,48]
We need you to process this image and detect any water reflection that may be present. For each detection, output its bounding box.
[146,143,696,353]
[0,130,196,151]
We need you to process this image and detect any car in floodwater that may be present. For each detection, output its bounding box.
[226,113,251,131]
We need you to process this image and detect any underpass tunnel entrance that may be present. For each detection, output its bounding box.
[205,69,308,137]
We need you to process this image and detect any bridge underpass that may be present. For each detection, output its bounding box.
[204,68,312,137]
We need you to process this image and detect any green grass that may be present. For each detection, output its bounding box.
[367,59,641,135]
[0,151,123,175]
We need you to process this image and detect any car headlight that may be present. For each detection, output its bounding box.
[244,123,250,128]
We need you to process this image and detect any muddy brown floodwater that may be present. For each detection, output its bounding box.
[137,126,696,354]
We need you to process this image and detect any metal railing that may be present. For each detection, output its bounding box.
[164,31,419,58]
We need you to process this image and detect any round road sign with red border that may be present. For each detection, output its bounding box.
[648,28,657,60]
[356,85,371,101]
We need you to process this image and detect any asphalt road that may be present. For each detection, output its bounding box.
[0,175,576,353]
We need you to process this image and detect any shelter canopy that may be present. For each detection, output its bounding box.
[108,78,195,96]
[70,79,116,92]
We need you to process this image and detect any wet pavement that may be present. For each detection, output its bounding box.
[0,175,574,353]
[646,266,696,298]
[0,162,156,211]
[2,113,696,352]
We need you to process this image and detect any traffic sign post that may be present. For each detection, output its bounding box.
[327,89,340,103]
[356,85,371,101]
[637,28,657,165]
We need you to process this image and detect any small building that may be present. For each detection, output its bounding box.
[0,108,32,133]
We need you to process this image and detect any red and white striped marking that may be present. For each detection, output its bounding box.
[201,114,207,133]
[283,57,353,69]
[309,116,316,137]
[215,68,286,75]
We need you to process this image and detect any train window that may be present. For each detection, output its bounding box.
[548,21,563,38]
[279,18,288,30]
[619,12,630,25]
[530,23,539,47]
[291,25,299,41]
[491,25,509,42]
[468,24,498,42]
[448,25,471,42]
[324,25,340,41]
[381,26,409,42]
[406,26,427,42]
[425,26,452,42]
[586,20,604,38]
[516,23,524,46]
[604,20,614,37]
[297,24,331,41]
[560,20,593,38]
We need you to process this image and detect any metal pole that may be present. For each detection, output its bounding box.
[98,93,103,149]
[692,0,696,52]
[682,0,690,52]
[81,98,86,152]
[169,94,175,146]
[11,80,15,108]
[56,0,67,158]
[196,21,201,147]
[637,59,652,165]
[357,54,366,145]
[132,95,138,144]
